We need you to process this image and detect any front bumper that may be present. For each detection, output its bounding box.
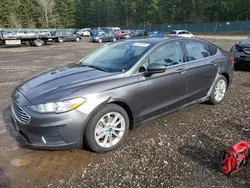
[10,90,88,150]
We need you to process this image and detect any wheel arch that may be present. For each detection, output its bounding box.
[80,99,134,148]
[220,72,230,89]
[109,101,134,130]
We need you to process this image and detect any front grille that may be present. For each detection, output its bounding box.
[12,102,31,124]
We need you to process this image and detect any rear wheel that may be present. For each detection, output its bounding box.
[33,39,43,47]
[208,75,227,105]
[84,104,129,153]
[76,37,80,42]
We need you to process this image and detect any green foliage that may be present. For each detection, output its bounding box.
[1,0,250,28]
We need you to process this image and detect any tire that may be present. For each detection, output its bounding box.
[58,38,63,43]
[98,39,102,43]
[84,104,129,153]
[208,75,227,105]
[76,37,80,42]
[112,38,116,42]
[33,39,43,47]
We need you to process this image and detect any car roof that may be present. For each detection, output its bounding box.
[172,30,190,32]
[121,37,172,44]
[119,36,210,45]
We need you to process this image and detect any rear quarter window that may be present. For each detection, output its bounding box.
[209,45,218,56]
[185,41,211,61]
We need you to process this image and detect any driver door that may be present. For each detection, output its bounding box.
[136,42,189,121]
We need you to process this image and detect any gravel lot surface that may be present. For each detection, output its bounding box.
[0,37,249,188]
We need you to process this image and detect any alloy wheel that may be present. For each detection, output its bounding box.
[94,112,126,148]
[214,79,226,102]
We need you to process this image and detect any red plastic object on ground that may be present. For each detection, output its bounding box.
[220,141,250,176]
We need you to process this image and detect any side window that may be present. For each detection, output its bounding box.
[140,42,183,71]
[209,45,218,56]
[185,41,210,61]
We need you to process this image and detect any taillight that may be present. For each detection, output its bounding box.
[231,55,235,63]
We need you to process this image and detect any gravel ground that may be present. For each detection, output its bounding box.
[0,37,249,188]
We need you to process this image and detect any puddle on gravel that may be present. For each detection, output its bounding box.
[11,156,33,167]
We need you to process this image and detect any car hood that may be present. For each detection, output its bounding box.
[238,39,250,48]
[17,64,123,104]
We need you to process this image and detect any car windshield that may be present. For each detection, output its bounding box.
[79,42,152,72]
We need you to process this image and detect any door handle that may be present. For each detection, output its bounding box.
[175,69,186,74]
[211,60,218,66]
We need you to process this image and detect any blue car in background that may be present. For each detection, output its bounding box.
[148,31,163,37]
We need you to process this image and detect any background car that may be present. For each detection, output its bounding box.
[77,29,91,37]
[90,32,116,43]
[168,30,194,38]
[51,30,81,42]
[131,30,148,37]
[230,38,250,69]
[115,30,131,39]
[112,27,121,33]
[120,33,131,39]
[148,31,163,37]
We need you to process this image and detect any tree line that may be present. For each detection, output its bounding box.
[0,0,250,29]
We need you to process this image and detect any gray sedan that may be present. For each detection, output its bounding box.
[11,37,234,153]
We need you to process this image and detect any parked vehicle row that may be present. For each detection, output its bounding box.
[87,27,195,43]
[1,27,196,47]
[0,29,82,47]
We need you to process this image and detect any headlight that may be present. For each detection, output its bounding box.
[94,37,99,40]
[29,98,86,113]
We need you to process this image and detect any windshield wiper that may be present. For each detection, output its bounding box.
[81,65,109,72]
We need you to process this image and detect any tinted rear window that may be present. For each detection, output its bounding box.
[169,31,176,34]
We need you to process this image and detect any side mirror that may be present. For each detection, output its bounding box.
[144,63,166,76]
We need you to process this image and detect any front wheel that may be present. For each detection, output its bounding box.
[58,38,63,43]
[208,75,227,105]
[84,104,129,153]
[112,38,116,42]
[76,37,80,42]
[98,39,102,43]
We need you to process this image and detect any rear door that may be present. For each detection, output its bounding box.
[136,41,189,121]
[183,40,219,102]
